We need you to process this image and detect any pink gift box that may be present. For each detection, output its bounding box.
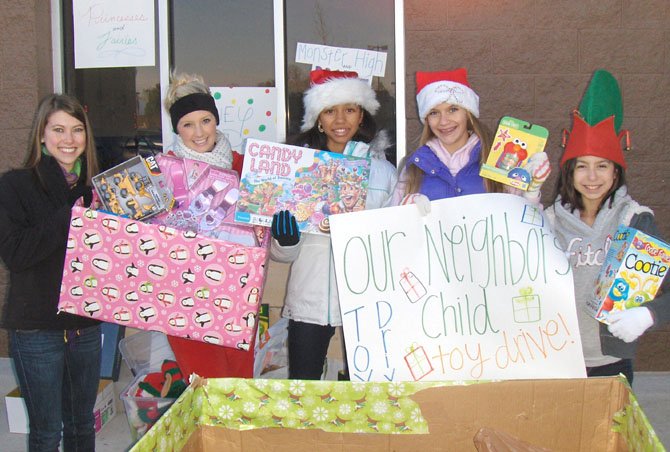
[58,206,268,350]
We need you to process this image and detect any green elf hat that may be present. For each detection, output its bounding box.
[560,69,631,169]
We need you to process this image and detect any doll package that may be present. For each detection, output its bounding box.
[150,154,266,248]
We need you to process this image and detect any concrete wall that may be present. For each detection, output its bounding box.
[0,1,668,369]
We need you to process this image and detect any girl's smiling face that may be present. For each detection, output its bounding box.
[176,110,218,153]
[318,103,363,153]
[42,110,86,172]
[426,102,470,153]
[573,156,618,207]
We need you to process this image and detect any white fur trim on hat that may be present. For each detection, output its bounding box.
[416,80,479,123]
[301,77,380,132]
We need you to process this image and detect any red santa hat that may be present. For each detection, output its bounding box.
[301,69,380,132]
[415,68,480,123]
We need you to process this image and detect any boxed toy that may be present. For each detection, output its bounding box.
[92,155,174,220]
[58,206,268,350]
[587,225,669,323]
[149,154,263,247]
[479,116,549,190]
[235,138,371,234]
[130,376,663,451]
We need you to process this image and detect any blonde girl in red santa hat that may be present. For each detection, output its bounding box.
[271,69,397,380]
[546,69,669,383]
[388,68,551,210]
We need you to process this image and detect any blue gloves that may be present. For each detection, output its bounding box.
[271,210,300,247]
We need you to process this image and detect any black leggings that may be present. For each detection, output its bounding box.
[288,320,335,380]
[587,358,634,384]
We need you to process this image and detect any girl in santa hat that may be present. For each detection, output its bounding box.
[389,68,550,210]
[546,69,669,383]
[271,69,397,380]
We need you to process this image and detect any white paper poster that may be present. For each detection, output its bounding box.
[329,194,586,382]
[210,87,278,154]
[73,0,155,69]
[295,43,387,81]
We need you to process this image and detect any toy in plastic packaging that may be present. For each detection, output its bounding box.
[150,154,265,247]
[479,116,549,190]
[92,155,173,220]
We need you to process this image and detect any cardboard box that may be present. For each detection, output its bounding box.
[5,380,116,435]
[587,225,670,323]
[58,206,268,350]
[130,377,663,451]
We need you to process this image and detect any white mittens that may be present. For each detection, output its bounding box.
[401,193,431,216]
[523,152,551,199]
[607,307,654,343]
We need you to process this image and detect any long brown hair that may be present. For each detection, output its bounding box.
[25,94,99,185]
[405,111,504,195]
[553,158,626,213]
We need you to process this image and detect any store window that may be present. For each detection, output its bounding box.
[285,0,397,162]
[59,0,402,168]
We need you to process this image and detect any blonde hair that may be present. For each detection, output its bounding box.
[25,94,99,185]
[164,72,211,111]
[405,111,504,195]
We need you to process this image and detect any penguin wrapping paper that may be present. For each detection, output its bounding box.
[586,225,669,324]
[58,206,268,350]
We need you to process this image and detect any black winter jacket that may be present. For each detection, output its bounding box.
[0,156,99,330]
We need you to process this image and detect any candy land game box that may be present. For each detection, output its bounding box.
[587,225,669,323]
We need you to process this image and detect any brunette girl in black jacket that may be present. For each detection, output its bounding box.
[0,94,102,451]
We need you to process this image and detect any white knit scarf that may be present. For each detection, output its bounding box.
[169,130,233,169]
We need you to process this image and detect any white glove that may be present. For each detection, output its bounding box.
[523,152,551,198]
[607,307,654,343]
[401,193,431,216]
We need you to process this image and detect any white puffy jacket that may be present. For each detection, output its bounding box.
[270,131,397,326]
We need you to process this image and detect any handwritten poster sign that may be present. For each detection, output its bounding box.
[235,139,370,234]
[329,194,586,382]
[73,0,155,69]
[295,43,387,81]
[211,87,278,154]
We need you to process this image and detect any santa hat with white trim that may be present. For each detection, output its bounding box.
[301,69,380,132]
[415,68,480,123]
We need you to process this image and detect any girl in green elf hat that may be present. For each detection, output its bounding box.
[545,69,670,383]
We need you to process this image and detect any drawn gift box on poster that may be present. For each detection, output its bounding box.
[58,207,268,350]
[512,287,541,323]
[398,268,426,303]
[403,344,434,381]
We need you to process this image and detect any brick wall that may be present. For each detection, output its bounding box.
[405,0,670,370]
[0,0,53,355]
